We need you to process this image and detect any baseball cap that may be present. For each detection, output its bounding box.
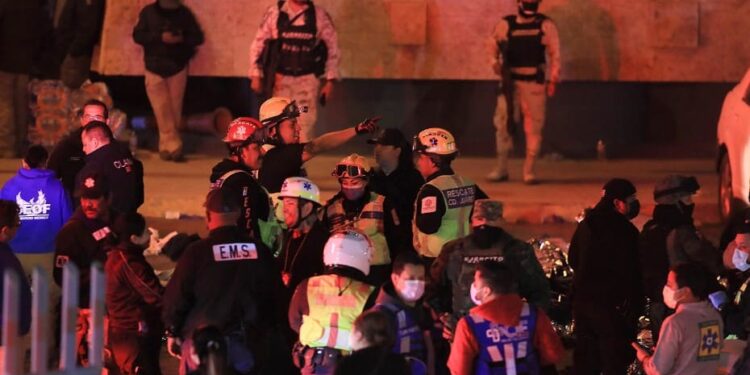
[78,173,108,199]
[367,128,407,148]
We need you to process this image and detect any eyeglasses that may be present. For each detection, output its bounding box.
[332,164,368,178]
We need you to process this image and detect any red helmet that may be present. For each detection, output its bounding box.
[223,117,265,144]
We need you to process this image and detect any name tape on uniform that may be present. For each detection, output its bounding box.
[443,186,476,209]
[212,243,258,262]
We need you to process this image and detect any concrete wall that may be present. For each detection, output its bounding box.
[95,0,750,82]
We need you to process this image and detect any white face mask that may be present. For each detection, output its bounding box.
[470,283,483,306]
[398,280,425,302]
[732,248,750,272]
[663,285,680,309]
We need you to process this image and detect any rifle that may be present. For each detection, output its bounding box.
[498,40,516,137]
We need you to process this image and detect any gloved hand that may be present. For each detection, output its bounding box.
[167,336,182,359]
[355,116,381,135]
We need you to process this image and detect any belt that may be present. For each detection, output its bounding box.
[276,67,315,77]
[510,72,539,82]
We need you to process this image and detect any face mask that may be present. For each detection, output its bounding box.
[732,248,750,271]
[342,187,365,201]
[627,199,641,219]
[470,283,483,306]
[519,2,539,16]
[678,202,695,217]
[398,280,426,302]
[663,285,680,309]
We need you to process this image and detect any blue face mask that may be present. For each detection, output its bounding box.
[732,248,750,272]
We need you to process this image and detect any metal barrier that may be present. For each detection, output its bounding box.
[2,262,105,375]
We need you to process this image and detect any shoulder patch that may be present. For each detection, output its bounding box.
[697,320,721,361]
[421,196,437,214]
[212,243,258,262]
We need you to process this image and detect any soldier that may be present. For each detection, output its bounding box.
[248,0,340,142]
[486,0,561,185]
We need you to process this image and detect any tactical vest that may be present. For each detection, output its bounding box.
[465,303,540,375]
[326,192,391,266]
[277,1,318,76]
[450,238,509,318]
[212,170,281,252]
[414,175,476,258]
[375,302,427,370]
[504,15,547,81]
[299,274,374,350]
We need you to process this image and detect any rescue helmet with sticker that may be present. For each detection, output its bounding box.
[412,127,458,156]
[332,153,372,179]
[259,97,305,128]
[278,177,321,205]
[653,175,700,205]
[223,117,265,145]
[323,229,373,276]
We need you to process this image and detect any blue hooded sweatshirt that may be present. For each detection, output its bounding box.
[0,168,73,254]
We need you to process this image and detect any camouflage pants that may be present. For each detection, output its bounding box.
[493,81,546,181]
[145,69,187,154]
[0,71,29,157]
[273,73,320,143]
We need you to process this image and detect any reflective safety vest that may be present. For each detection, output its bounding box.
[326,192,391,265]
[299,274,374,350]
[413,175,476,258]
[375,302,428,375]
[212,170,282,253]
[464,303,540,375]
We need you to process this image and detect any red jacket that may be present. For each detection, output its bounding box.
[448,294,564,375]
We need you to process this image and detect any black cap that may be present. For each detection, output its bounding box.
[204,188,241,213]
[602,178,637,200]
[367,128,407,148]
[77,173,108,199]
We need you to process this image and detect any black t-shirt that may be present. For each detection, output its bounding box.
[258,143,306,193]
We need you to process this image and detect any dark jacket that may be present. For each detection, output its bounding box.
[0,242,31,337]
[334,346,410,375]
[162,226,281,339]
[370,164,424,257]
[55,0,105,57]
[105,244,163,333]
[209,159,270,241]
[569,201,644,315]
[431,227,551,316]
[278,219,328,294]
[0,0,45,73]
[48,127,86,199]
[75,143,144,214]
[53,208,114,308]
[132,2,204,78]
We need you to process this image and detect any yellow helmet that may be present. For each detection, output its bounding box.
[412,127,458,155]
[259,97,304,127]
[332,153,372,178]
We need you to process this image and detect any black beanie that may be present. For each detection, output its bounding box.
[602,178,637,201]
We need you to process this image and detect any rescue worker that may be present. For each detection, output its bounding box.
[371,251,434,375]
[334,310,411,375]
[48,99,108,198]
[486,0,561,185]
[53,172,115,365]
[569,178,645,374]
[324,154,394,286]
[639,175,720,343]
[288,229,377,375]
[412,127,487,265]
[257,96,380,194]
[163,188,281,375]
[431,199,551,339]
[448,260,564,375]
[76,121,144,214]
[210,117,279,249]
[721,220,750,339]
[248,0,340,142]
[105,212,163,375]
[368,128,425,258]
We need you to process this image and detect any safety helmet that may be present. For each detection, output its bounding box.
[332,153,372,179]
[323,229,373,276]
[412,128,458,156]
[278,177,321,205]
[259,97,305,127]
[654,175,700,204]
[223,117,265,145]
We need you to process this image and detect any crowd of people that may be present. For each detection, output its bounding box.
[1,0,750,375]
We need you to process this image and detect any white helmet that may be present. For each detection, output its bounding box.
[278,177,321,205]
[412,127,458,156]
[323,229,373,276]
